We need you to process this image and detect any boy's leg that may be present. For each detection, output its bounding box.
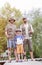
[21,53,23,61]
[18,54,20,61]
[15,45,19,61]
[20,44,24,60]
[13,40,18,61]
[17,45,21,61]
[14,48,18,61]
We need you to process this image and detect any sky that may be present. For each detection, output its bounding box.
[0,0,42,13]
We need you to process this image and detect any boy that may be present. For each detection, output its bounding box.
[14,29,24,62]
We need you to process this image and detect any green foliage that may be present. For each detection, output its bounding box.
[32,10,42,58]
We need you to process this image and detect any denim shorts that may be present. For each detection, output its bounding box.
[7,39,16,48]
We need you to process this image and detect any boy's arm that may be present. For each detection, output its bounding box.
[21,35,24,41]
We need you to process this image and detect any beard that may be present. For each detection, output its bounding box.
[24,21,27,23]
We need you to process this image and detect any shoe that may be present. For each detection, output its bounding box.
[31,58,35,61]
[24,59,28,62]
[8,60,12,63]
[16,59,18,62]
[18,60,23,62]
[8,58,12,63]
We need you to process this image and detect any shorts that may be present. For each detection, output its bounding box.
[7,39,16,49]
[23,39,33,52]
[16,44,24,54]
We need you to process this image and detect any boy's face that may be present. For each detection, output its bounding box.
[16,31,21,35]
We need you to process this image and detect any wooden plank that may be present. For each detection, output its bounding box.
[4,60,42,65]
[0,61,5,65]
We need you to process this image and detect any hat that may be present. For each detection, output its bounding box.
[9,13,16,22]
[15,29,22,32]
[9,17,16,22]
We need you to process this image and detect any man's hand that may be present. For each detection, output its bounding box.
[29,31,33,34]
[29,31,33,37]
[5,31,10,39]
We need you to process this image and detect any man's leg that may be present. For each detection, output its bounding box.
[7,40,12,61]
[13,40,18,61]
[7,48,11,61]
[15,45,20,62]
[14,48,18,61]
[23,39,27,61]
[28,39,35,60]
[29,51,34,60]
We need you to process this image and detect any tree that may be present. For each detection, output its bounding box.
[31,9,42,58]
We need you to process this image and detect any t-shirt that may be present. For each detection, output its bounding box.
[5,22,16,39]
[14,35,24,45]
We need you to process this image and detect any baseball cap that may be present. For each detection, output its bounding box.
[15,28,22,32]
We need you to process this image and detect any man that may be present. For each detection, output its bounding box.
[5,17,17,62]
[20,16,35,61]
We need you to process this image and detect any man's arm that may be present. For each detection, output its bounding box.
[29,24,34,34]
[5,31,9,38]
[5,25,9,38]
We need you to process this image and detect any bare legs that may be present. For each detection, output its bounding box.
[7,48,17,62]
[29,51,35,61]
[7,48,11,62]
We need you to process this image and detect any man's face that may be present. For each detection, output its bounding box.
[23,18,27,23]
[9,19,15,24]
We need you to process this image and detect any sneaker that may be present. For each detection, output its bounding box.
[8,58,12,63]
[24,59,28,62]
[31,58,35,61]
[18,60,23,62]
[8,60,12,63]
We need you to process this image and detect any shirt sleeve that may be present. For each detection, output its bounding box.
[5,25,8,32]
[30,24,34,33]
